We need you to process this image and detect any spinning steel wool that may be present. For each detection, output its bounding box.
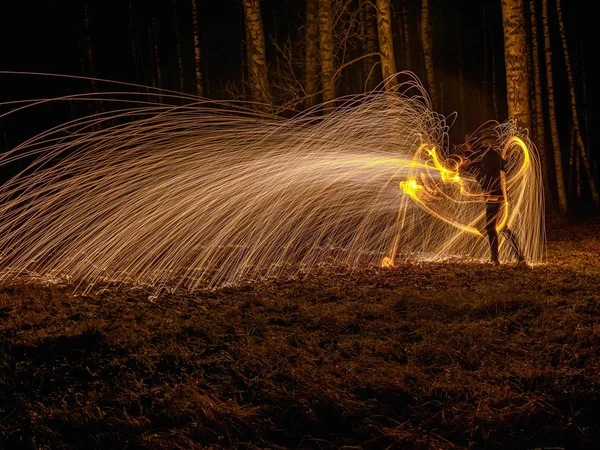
[0,73,544,293]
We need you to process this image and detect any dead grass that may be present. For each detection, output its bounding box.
[1,218,599,449]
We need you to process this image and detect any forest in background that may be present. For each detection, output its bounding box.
[0,0,597,215]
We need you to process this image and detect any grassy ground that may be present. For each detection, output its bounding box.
[1,218,599,449]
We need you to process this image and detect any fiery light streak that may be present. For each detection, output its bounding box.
[0,72,545,293]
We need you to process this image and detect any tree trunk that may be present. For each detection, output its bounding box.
[318,0,336,107]
[305,0,320,108]
[152,17,163,94]
[556,0,599,206]
[438,7,444,110]
[83,2,98,93]
[147,25,157,89]
[567,127,580,199]
[421,0,437,110]
[375,0,397,91]
[457,16,465,134]
[192,0,204,97]
[82,1,102,123]
[575,134,582,200]
[360,0,379,91]
[173,0,185,93]
[529,0,551,203]
[243,0,272,106]
[400,0,411,69]
[582,50,590,161]
[482,5,489,118]
[542,0,568,213]
[491,37,499,119]
[500,0,531,131]
[128,0,139,84]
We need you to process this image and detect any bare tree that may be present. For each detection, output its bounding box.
[151,17,163,96]
[319,0,336,106]
[360,0,379,91]
[305,0,320,107]
[421,0,437,110]
[375,0,397,91]
[528,0,551,203]
[542,0,567,213]
[457,16,465,134]
[400,0,411,69]
[128,0,140,84]
[500,0,531,131]
[482,5,490,118]
[82,2,98,93]
[556,0,599,206]
[243,0,272,106]
[173,0,185,93]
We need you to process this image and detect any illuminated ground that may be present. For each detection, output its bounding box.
[1,217,599,449]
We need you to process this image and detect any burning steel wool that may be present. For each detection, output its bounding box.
[0,74,544,293]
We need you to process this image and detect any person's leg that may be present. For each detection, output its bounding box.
[485,202,500,264]
[502,227,525,263]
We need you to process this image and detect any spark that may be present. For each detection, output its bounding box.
[0,72,545,293]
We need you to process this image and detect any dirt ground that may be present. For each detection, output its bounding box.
[1,217,599,449]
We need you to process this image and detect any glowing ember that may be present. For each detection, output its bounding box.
[399,177,423,198]
[0,73,545,293]
[380,256,394,268]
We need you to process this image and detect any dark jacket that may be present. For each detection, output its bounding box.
[460,146,507,197]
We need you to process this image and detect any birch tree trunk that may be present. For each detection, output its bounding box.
[243,0,272,106]
[421,0,437,110]
[192,0,204,97]
[318,0,336,107]
[360,0,379,91]
[556,0,599,206]
[305,0,320,108]
[375,0,397,91]
[529,0,551,202]
[542,0,567,213]
[500,0,531,131]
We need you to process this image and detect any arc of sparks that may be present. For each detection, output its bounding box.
[0,73,545,293]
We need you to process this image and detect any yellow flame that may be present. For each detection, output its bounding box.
[398,142,530,237]
[381,256,394,268]
[399,177,423,198]
[428,147,461,184]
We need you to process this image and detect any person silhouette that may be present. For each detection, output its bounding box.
[458,131,525,265]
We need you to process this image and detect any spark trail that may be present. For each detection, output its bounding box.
[0,73,544,293]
